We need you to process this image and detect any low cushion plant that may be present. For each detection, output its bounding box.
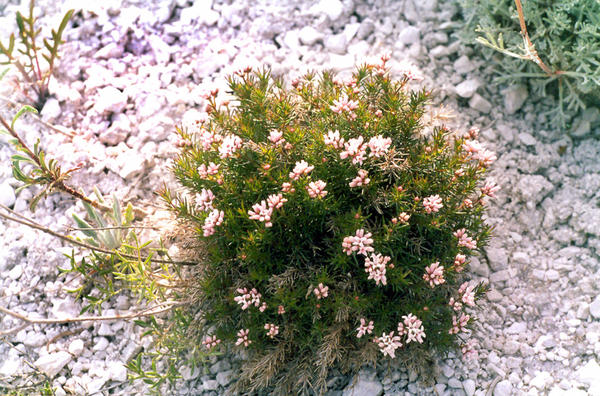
[163,55,497,394]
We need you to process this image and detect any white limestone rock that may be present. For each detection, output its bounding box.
[35,351,72,378]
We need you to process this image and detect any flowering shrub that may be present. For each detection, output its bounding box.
[163,57,496,394]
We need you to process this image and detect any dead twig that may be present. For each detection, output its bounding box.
[514,0,557,76]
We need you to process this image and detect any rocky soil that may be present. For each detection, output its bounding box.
[1,0,599,395]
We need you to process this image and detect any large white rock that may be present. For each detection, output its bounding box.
[463,379,476,396]
[107,361,128,382]
[493,380,513,396]
[309,0,344,21]
[68,339,85,355]
[94,87,127,114]
[35,351,72,378]
[590,296,600,319]
[398,25,420,46]
[342,371,383,396]
[0,182,16,208]
[503,84,528,114]
[299,26,324,46]
[455,79,480,98]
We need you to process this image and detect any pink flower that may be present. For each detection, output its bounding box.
[197,128,222,151]
[236,329,251,347]
[219,134,243,159]
[267,193,287,209]
[264,323,279,339]
[454,254,467,272]
[313,283,329,299]
[281,182,295,193]
[323,130,345,149]
[449,297,462,311]
[197,162,220,178]
[202,335,221,349]
[268,130,284,145]
[259,302,267,312]
[367,135,392,158]
[480,181,500,198]
[234,287,262,310]
[306,180,328,199]
[340,136,367,165]
[397,60,424,81]
[277,305,285,315]
[423,262,445,287]
[342,229,374,256]
[462,139,482,155]
[330,93,359,119]
[423,195,443,214]
[402,313,426,344]
[398,212,410,223]
[289,160,314,180]
[364,253,391,286]
[202,209,224,236]
[195,189,215,212]
[376,331,403,358]
[462,339,478,360]
[462,198,473,209]
[478,149,497,167]
[349,169,370,187]
[449,313,470,334]
[454,229,477,249]
[356,318,374,338]
[248,200,274,227]
[459,282,476,307]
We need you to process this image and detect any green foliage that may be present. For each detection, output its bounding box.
[460,0,600,126]
[163,60,495,394]
[0,0,74,110]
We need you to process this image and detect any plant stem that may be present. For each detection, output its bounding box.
[514,0,556,76]
[0,207,196,266]
[0,205,198,266]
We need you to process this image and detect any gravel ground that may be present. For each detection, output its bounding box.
[1,0,599,395]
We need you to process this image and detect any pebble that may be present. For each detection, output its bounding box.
[502,84,528,114]
[35,352,72,378]
[342,372,383,396]
[0,182,16,208]
[454,55,476,75]
[325,33,348,54]
[485,247,508,271]
[493,380,513,396]
[455,79,479,98]
[108,362,128,382]
[398,25,420,45]
[309,0,344,21]
[518,132,537,146]
[69,339,85,356]
[590,295,600,319]
[487,289,503,302]
[202,379,219,391]
[41,98,62,121]
[299,26,324,46]
[93,86,128,114]
[469,94,492,114]
[463,379,476,396]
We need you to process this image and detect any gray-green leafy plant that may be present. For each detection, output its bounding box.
[0,0,74,110]
[460,0,600,126]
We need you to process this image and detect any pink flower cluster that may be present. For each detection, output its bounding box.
[197,128,222,151]
[323,129,345,149]
[396,60,424,81]
[269,130,285,145]
[375,331,403,358]
[277,305,285,315]
[234,287,262,310]
[219,134,243,159]
[462,339,478,360]
[423,262,445,287]
[306,180,328,198]
[267,193,287,210]
[340,136,367,165]
[458,282,476,307]
[342,229,374,256]
[391,212,410,225]
[202,335,221,349]
[454,228,477,249]
[203,209,224,236]
[281,182,295,193]
[195,188,215,212]
[349,169,370,187]
[248,200,273,227]
[364,253,391,286]
[264,323,279,339]
[462,139,497,167]
[236,329,251,346]
[289,160,314,180]
[480,181,500,198]
[449,313,470,334]
[330,93,359,119]
[367,135,392,158]
[313,283,329,299]
[356,318,374,338]
[422,194,443,214]
[197,162,220,178]
[454,253,467,272]
[399,313,426,344]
